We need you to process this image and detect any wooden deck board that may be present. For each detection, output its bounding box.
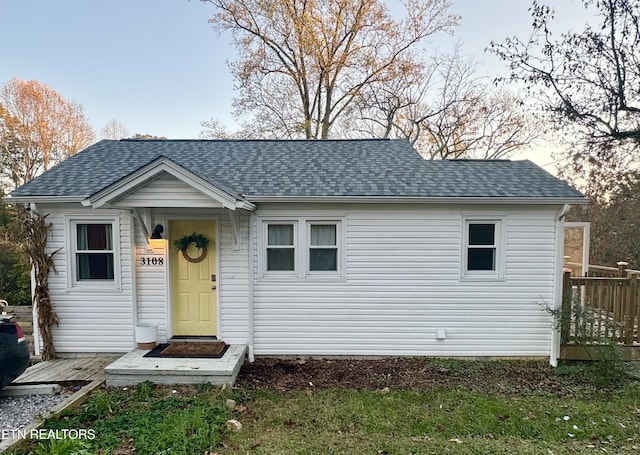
[14,355,121,384]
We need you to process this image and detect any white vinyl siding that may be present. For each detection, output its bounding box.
[133,227,168,343]
[216,211,251,343]
[38,201,561,359]
[252,204,559,358]
[114,172,225,208]
[44,206,134,353]
[133,209,250,345]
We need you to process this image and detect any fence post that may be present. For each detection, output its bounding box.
[625,273,637,344]
[561,270,572,343]
[617,261,629,277]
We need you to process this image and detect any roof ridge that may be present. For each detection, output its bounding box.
[117,138,399,143]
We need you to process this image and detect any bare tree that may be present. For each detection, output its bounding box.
[357,48,536,159]
[129,133,168,140]
[490,0,640,196]
[100,119,130,140]
[201,0,458,139]
[0,78,95,187]
[199,118,259,139]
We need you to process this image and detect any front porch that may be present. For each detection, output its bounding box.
[104,344,247,387]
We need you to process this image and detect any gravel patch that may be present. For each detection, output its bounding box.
[0,390,72,439]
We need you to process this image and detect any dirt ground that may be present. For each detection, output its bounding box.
[234,358,601,396]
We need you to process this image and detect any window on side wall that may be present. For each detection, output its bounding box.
[68,217,120,290]
[463,219,504,279]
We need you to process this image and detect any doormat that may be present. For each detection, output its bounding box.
[143,342,228,359]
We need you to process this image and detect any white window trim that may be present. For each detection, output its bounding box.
[306,220,343,277]
[263,220,298,277]
[65,214,122,292]
[258,217,345,280]
[461,216,506,281]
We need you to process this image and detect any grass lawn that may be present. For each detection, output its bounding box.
[221,387,640,454]
[6,360,640,455]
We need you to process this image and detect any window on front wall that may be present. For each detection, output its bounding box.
[261,219,343,277]
[75,223,115,280]
[266,223,295,271]
[309,224,338,271]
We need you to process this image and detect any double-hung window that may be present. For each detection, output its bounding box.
[266,223,296,272]
[68,216,120,290]
[463,218,504,279]
[262,219,342,277]
[309,224,338,272]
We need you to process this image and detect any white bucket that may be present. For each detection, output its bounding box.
[135,322,158,349]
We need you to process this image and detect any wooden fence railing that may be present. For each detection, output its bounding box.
[1,305,35,356]
[565,261,640,278]
[561,271,639,345]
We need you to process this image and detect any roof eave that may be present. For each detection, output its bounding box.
[3,195,88,204]
[246,195,589,205]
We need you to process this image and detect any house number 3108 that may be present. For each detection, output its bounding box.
[140,257,165,266]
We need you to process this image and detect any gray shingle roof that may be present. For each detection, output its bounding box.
[9,139,585,201]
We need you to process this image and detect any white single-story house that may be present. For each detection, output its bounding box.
[8,139,586,365]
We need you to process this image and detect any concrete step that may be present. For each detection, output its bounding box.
[104,344,247,387]
[0,384,61,396]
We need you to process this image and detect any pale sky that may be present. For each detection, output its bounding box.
[0,0,594,170]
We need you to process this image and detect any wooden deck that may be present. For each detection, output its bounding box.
[14,355,121,385]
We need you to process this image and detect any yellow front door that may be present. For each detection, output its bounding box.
[170,220,217,336]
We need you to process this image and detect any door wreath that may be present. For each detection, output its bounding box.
[174,232,210,263]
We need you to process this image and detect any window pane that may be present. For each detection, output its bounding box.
[310,224,336,246]
[310,249,337,271]
[267,248,295,271]
[77,253,114,280]
[469,224,495,246]
[467,248,496,271]
[268,224,294,246]
[77,224,112,250]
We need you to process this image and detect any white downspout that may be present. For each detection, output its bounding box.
[248,211,256,362]
[550,203,571,367]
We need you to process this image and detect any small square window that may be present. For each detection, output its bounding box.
[464,220,503,277]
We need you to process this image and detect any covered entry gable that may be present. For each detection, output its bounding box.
[82,155,255,211]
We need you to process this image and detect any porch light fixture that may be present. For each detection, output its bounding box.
[150,224,164,239]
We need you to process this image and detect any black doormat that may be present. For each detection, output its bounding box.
[143,342,228,359]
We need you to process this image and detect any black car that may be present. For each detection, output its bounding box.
[0,312,30,389]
